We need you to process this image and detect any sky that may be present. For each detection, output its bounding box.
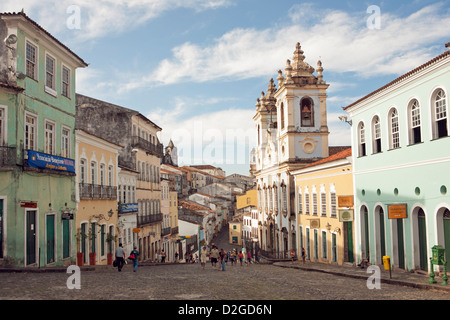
[3,0,450,176]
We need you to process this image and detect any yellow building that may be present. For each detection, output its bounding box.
[133,115,163,262]
[229,213,244,245]
[291,148,354,265]
[75,129,122,266]
[236,189,257,213]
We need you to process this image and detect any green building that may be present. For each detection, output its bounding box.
[0,12,87,267]
[344,44,450,272]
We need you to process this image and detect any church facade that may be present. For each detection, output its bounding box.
[253,43,331,257]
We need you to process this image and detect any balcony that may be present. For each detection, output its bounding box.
[171,226,179,235]
[137,213,163,227]
[79,183,117,200]
[161,227,171,237]
[131,136,163,158]
[0,146,16,169]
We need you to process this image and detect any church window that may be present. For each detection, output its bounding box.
[300,97,314,127]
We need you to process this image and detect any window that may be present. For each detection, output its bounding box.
[282,184,287,212]
[45,53,57,95]
[358,122,366,157]
[372,116,381,153]
[312,191,318,216]
[268,187,273,211]
[0,106,5,145]
[280,102,285,130]
[389,108,400,149]
[26,40,37,80]
[432,89,448,139]
[320,192,327,217]
[61,127,70,158]
[300,97,314,127]
[408,99,421,145]
[62,65,71,98]
[330,191,337,218]
[25,113,37,150]
[108,165,113,186]
[44,121,55,155]
[305,189,310,215]
[298,187,303,214]
[80,159,86,184]
[100,164,105,186]
[90,161,97,184]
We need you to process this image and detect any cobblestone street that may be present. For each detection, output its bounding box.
[1,261,449,301]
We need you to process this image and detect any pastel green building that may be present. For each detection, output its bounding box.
[345,44,450,273]
[0,12,87,267]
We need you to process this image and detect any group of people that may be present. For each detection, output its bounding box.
[199,245,262,271]
[114,243,140,272]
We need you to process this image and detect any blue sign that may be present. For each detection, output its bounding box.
[120,203,138,213]
[27,150,75,173]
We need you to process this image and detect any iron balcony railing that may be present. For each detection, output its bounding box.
[0,146,16,168]
[171,226,179,235]
[131,136,163,157]
[137,213,163,227]
[161,227,171,236]
[79,183,117,200]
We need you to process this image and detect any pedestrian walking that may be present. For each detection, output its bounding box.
[290,248,296,264]
[161,249,166,263]
[230,250,235,266]
[210,246,219,267]
[301,247,306,264]
[200,246,208,270]
[247,251,252,265]
[129,246,140,272]
[219,249,226,271]
[115,243,126,272]
[238,250,244,266]
[257,250,262,264]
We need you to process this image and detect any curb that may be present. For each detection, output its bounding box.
[273,262,450,294]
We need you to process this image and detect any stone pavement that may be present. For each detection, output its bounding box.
[272,259,450,294]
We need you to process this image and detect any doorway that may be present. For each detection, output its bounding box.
[46,214,55,264]
[417,208,427,271]
[26,210,37,265]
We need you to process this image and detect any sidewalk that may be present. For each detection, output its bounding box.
[272,259,450,294]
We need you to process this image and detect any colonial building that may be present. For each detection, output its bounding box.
[74,129,122,266]
[0,12,87,267]
[253,42,330,258]
[291,148,354,265]
[344,44,450,272]
[76,93,164,262]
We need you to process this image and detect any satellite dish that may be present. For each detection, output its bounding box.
[5,34,17,45]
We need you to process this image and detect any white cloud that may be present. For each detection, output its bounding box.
[148,106,255,166]
[129,2,450,89]
[2,0,233,41]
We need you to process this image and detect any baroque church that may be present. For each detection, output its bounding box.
[253,42,332,256]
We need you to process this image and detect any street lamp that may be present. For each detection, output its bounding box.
[338,115,352,126]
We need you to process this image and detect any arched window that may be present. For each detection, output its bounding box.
[432,89,448,139]
[300,97,314,127]
[358,122,366,157]
[408,99,421,145]
[372,116,381,153]
[280,102,285,130]
[389,108,400,149]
